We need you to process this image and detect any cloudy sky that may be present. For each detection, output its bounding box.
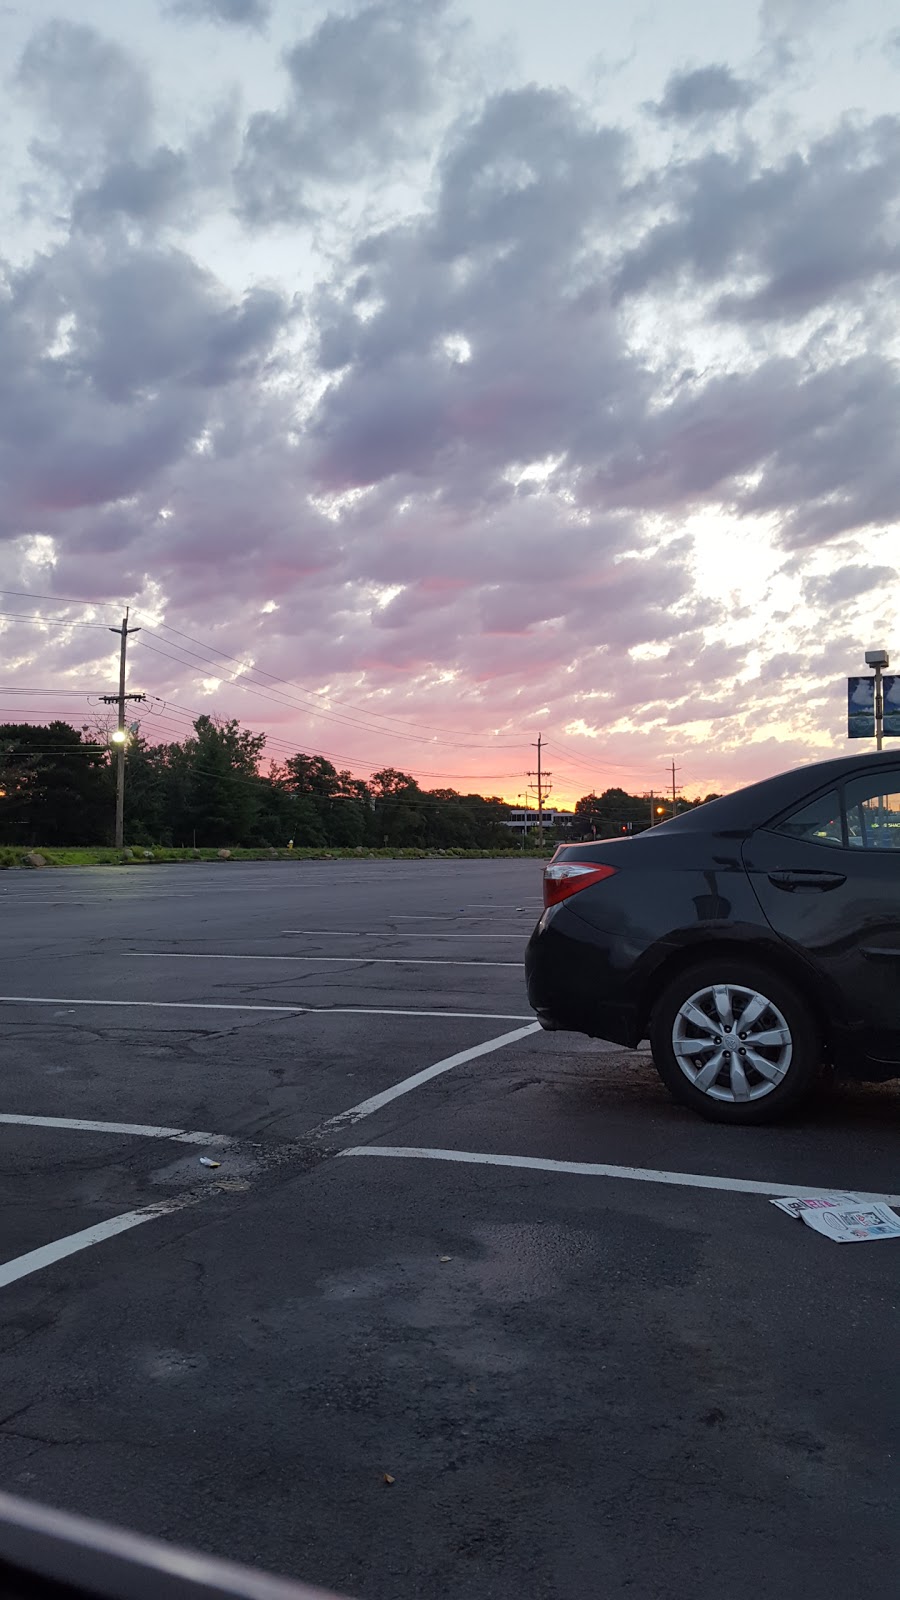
[1,0,898,804]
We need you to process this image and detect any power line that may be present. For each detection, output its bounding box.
[137,705,521,781]
[136,635,518,752]
[0,588,117,608]
[137,635,439,745]
[0,611,111,631]
[143,617,522,744]
[548,737,656,780]
[136,650,524,776]
[1,588,522,747]
[1,587,536,762]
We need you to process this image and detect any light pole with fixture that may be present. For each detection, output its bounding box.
[865,648,890,752]
[99,609,145,848]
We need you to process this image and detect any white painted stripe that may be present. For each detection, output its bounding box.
[0,995,533,1022]
[282,929,524,940]
[0,1200,189,1290]
[0,996,304,1014]
[340,1146,900,1205]
[390,915,530,922]
[131,953,520,969]
[0,1114,229,1146]
[325,1008,534,1021]
[321,1024,541,1128]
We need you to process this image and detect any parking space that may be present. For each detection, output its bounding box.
[1,860,898,1599]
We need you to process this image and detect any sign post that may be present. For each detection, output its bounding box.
[848,649,896,746]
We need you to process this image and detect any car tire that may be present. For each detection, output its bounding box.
[649,959,821,1125]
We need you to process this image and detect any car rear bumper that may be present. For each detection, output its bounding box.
[525,906,645,1048]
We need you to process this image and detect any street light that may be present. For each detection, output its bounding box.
[110,730,127,745]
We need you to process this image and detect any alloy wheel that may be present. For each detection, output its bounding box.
[671,982,793,1103]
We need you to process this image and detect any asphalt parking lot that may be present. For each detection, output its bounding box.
[1,859,898,1599]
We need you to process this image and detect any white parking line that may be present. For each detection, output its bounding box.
[282,929,524,940]
[0,1197,195,1290]
[0,1114,230,1145]
[324,1009,533,1020]
[0,996,533,1021]
[390,915,530,922]
[0,996,304,1014]
[340,1146,900,1206]
[0,1017,541,1291]
[320,1024,542,1129]
[131,953,520,968]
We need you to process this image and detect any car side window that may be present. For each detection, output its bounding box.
[844,774,900,851]
[773,789,843,847]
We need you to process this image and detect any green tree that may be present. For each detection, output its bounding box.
[263,764,328,846]
[0,722,110,845]
[369,768,425,846]
[122,735,175,844]
[282,753,369,846]
[177,716,267,847]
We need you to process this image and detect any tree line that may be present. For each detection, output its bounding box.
[574,787,721,834]
[0,719,722,850]
[0,717,516,850]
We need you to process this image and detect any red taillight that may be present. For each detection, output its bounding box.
[543,860,618,908]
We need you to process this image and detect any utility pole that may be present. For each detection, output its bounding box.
[100,609,144,849]
[669,760,680,818]
[527,734,552,846]
[648,790,655,828]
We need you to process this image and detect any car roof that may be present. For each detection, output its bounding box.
[660,750,900,834]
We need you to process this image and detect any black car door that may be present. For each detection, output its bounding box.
[741,767,900,1069]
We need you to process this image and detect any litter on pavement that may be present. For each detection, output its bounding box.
[771,1193,900,1241]
[801,1203,900,1242]
[770,1193,861,1218]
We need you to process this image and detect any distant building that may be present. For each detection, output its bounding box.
[503,807,573,838]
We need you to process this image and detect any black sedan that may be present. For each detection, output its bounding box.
[526,752,900,1123]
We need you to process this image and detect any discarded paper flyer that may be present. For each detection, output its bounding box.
[769,1193,861,1219]
[800,1203,900,1243]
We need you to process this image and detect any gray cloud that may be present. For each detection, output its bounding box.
[17,21,153,178]
[803,564,896,607]
[614,117,900,321]
[578,351,900,549]
[234,0,457,224]
[310,87,635,493]
[163,0,271,27]
[759,0,846,36]
[72,147,191,229]
[0,233,291,551]
[653,64,758,122]
[70,102,238,233]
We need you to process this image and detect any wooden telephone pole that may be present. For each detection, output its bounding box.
[100,609,144,849]
[527,734,553,844]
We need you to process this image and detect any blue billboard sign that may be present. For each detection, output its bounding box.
[847,676,875,738]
